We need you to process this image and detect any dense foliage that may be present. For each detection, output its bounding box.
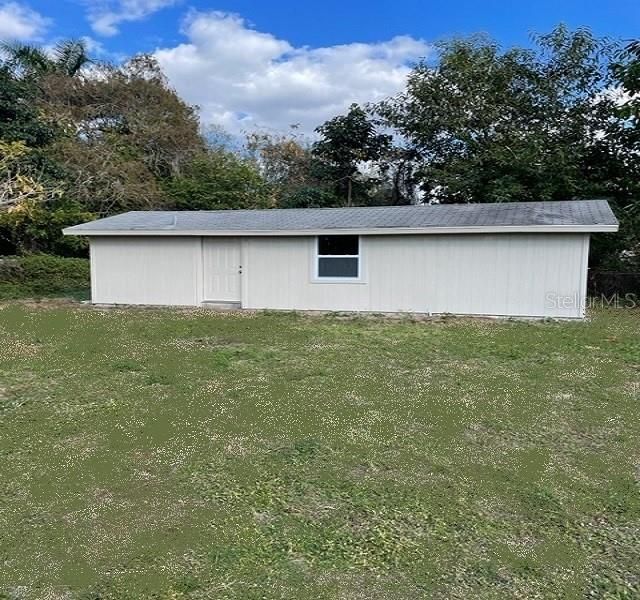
[0,27,639,269]
[375,27,640,269]
[0,44,270,255]
[164,150,272,210]
[312,104,392,206]
[0,253,89,299]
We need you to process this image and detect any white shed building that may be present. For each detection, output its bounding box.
[64,199,618,319]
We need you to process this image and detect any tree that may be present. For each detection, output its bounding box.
[164,149,272,210]
[0,46,209,252]
[0,141,62,210]
[375,26,640,267]
[0,196,93,255]
[602,39,640,269]
[41,55,204,181]
[0,65,56,147]
[377,26,625,204]
[246,128,338,208]
[313,104,391,206]
[613,40,640,122]
[0,133,92,258]
[51,135,167,215]
[278,187,338,209]
[0,39,91,78]
[36,55,206,215]
[0,42,275,254]
[247,129,314,190]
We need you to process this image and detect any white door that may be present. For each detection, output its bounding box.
[202,238,242,302]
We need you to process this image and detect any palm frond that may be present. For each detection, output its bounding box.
[0,40,53,75]
[52,39,91,76]
[626,40,640,58]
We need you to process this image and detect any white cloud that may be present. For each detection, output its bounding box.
[154,11,430,135]
[84,0,178,37]
[80,35,106,55]
[80,35,128,62]
[0,1,50,41]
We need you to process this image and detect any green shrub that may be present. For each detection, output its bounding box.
[0,254,90,300]
[0,199,93,257]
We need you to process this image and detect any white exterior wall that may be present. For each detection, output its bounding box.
[89,232,590,318]
[90,236,202,306]
[243,233,590,318]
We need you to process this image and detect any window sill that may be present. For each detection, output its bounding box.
[310,278,367,285]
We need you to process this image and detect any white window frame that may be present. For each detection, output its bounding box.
[313,235,362,283]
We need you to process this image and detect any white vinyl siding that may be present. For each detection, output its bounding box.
[242,233,590,318]
[90,236,201,306]
[87,232,591,318]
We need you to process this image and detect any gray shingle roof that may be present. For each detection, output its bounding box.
[64,199,618,235]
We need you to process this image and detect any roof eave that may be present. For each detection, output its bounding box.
[63,224,619,237]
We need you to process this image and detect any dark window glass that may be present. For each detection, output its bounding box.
[318,257,359,278]
[318,235,358,255]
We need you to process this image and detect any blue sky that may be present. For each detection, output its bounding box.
[1,0,638,134]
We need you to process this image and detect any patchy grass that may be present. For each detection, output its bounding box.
[0,304,638,599]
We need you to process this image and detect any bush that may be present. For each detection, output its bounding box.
[164,151,273,210]
[0,199,93,257]
[0,254,90,300]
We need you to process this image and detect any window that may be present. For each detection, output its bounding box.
[316,235,360,279]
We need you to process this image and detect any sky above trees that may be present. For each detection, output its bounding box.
[1,0,639,134]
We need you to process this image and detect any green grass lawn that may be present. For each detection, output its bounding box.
[0,303,639,599]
